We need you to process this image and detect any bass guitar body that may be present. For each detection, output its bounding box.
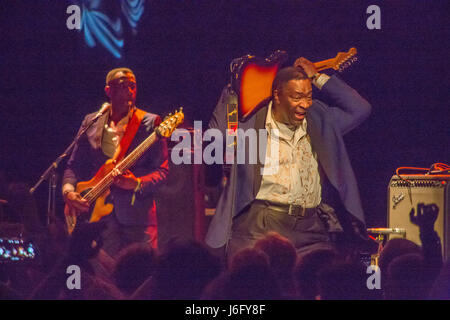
[65,159,115,235]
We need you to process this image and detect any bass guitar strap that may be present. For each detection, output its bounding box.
[112,108,147,163]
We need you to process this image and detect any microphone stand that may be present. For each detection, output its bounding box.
[30,112,106,226]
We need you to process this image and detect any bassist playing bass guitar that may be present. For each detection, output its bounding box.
[62,68,169,257]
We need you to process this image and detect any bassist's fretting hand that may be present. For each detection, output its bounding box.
[111,168,140,190]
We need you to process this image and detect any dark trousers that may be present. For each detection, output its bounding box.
[227,201,333,260]
[101,213,157,258]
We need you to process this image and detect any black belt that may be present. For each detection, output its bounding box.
[253,200,317,217]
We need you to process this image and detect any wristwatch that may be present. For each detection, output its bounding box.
[309,72,321,81]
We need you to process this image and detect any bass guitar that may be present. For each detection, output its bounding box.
[64,108,184,234]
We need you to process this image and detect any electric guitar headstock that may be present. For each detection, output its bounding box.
[315,47,358,73]
[156,108,185,138]
[233,47,359,120]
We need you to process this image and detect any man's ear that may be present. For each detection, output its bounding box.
[273,89,280,105]
[104,85,111,98]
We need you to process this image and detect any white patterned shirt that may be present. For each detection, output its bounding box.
[256,101,322,208]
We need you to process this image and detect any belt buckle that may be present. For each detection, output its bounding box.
[288,204,293,215]
[288,204,306,217]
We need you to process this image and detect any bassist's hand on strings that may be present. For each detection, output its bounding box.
[64,191,90,213]
[112,168,140,190]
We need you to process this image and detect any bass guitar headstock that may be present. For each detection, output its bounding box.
[156,108,185,138]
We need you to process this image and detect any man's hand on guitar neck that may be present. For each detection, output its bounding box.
[111,168,140,190]
[294,57,318,78]
[294,57,330,90]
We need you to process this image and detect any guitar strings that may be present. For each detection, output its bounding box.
[84,133,157,202]
[85,134,156,201]
[83,114,179,203]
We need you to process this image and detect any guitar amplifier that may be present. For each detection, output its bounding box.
[388,175,450,260]
[155,128,206,250]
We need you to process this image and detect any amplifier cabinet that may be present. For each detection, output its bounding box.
[388,175,450,261]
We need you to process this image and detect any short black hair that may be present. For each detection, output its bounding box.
[105,67,135,84]
[272,66,308,96]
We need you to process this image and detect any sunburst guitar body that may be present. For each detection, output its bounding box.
[231,48,358,120]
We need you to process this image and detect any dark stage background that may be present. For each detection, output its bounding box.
[0,1,449,230]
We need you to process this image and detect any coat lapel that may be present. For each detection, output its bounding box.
[306,103,365,224]
[92,112,109,150]
[252,104,268,196]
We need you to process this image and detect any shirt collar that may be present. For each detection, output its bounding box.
[266,100,307,144]
[107,106,135,128]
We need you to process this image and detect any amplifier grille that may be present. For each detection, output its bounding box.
[388,175,450,261]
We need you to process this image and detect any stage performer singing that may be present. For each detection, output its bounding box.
[206,57,372,259]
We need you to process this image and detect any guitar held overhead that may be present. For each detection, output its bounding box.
[231,48,358,120]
